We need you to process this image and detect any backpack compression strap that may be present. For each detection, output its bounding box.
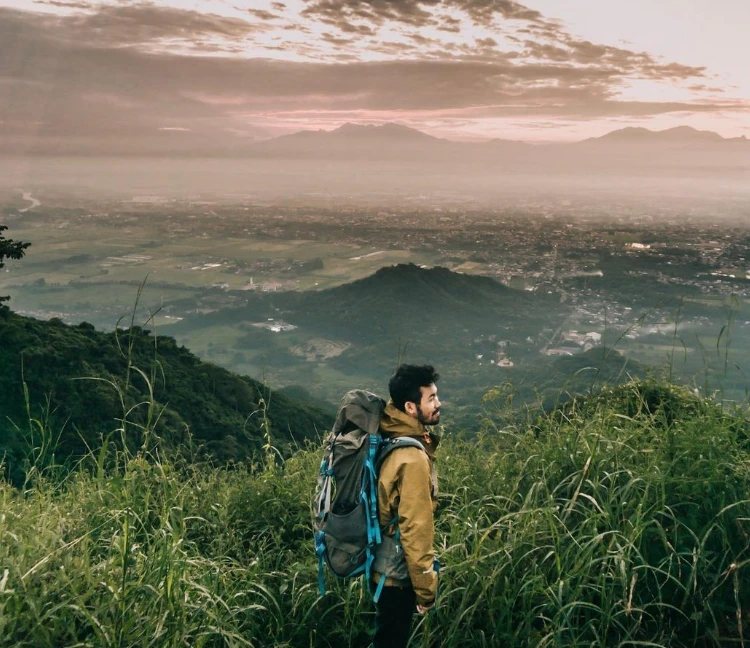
[315,450,335,596]
[362,432,382,592]
[371,436,428,603]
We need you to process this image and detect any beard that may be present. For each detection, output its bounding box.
[417,405,440,426]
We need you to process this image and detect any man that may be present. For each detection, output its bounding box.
[372,364,441,648]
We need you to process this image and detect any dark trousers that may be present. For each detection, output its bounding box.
[372,584,416,648]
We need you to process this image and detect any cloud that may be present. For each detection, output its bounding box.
[0,3,747,154]
[688,84,726,93]
[300,0,551,30]
[332,19,376,34]
[301,0,436,28]
[436,15,461,32]
[34,0,96,8]
[297,1,701,83]
[24,3,269,52]
[321,32,356,46]
[248,9,282,20]
[451,0,549,26]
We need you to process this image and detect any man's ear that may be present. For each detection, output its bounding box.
[404,401,418,418]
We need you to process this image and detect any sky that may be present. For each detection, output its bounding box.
[1,0,749,153]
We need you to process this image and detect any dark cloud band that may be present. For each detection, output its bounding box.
[1,3,745,153]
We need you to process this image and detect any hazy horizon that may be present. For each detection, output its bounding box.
[2,0,750,157]
[2,2,749,212]
[3,155,750,205]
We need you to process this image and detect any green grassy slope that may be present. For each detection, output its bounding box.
[0,308,333,485]
[1,379,749,647]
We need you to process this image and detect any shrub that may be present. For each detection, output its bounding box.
[1,379,749,647]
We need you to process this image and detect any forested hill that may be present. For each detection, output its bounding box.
[291,263,554,341]
[0,308,334,485]
[163,262,564,341]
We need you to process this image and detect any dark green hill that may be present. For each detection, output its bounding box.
[157,263,570,410]
[0,308,333,485]
[162,263,563,342]
[290,263,558,341]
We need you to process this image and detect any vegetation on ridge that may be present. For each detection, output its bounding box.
[1,379,749,647]
[0,309,333,486]
[0,224,30,303]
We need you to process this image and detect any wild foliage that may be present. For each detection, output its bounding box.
[1,379,749,647]
[0,310,333,486]
[0,224,30,304]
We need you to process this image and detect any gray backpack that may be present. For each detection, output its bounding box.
[313,389,423,599]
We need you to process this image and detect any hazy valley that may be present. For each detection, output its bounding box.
[2,149,749,428]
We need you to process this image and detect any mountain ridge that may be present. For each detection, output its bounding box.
[0,309,334,485]
[5,122,747,163]
[290,263,548,341]
[242,121,750,169]
[261,122,747,147]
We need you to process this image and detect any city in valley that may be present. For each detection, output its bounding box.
[2,185,749,419]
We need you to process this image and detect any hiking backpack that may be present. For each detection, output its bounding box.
[313,389,423,600]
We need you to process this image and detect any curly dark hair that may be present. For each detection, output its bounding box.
[388,364,440,412]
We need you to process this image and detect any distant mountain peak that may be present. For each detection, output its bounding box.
[262,122,442,149]
[594,125,726,143]
[293,262,544,342]
[330,122,439,140]
[342,263,511,296]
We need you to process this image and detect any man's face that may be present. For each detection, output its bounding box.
[408,383,441,426]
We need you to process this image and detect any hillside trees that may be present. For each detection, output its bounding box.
[0,310,334,485]
[0,224,30,304]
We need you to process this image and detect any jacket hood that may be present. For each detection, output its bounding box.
[381,401,441,456]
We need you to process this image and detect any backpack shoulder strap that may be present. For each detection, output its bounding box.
[375,436,426,472]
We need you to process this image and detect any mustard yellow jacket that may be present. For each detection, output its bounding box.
[375,402,439,605]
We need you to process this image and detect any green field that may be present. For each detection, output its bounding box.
[3,379,749,647]
[1,216,440,326]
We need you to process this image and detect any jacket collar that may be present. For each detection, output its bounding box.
[381,401,441,457]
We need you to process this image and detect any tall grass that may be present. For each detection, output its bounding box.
[1,379,749,647]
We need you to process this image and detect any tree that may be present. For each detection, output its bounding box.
[0,225,30,303]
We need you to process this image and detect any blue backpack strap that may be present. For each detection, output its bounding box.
[433,558,440,601]
[373,572,387,603]
[363,433,382,546]
[314,531,327,596]
[362,432,382,588]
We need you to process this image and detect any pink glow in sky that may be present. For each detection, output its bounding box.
[1,0,749,150]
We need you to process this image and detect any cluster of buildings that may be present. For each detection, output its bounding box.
[251,319,297,333]
[545,331,602,357]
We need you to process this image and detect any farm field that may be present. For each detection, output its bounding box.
[3,195,750,414]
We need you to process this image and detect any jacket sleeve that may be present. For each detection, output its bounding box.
[392,447,438,605]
